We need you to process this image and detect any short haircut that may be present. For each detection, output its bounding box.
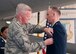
[16,3,31,15]
[50,7,61,15]
[1,26,8,33]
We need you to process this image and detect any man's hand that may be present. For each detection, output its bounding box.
[44,38,53,45]
[43,28,53,36]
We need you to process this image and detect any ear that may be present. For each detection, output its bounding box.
[16,12,23,21]
[0,32,3,35]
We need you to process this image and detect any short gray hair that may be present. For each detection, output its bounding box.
[16,3,31,15]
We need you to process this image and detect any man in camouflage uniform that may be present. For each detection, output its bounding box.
[5,3,53,54]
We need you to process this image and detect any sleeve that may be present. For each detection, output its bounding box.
[53,22,67,54]
[53,24,67,45]
[55,25,67,37]
[9,23,46,52]
[28,24,45,33]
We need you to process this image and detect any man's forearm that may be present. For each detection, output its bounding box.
[29,25,45,33]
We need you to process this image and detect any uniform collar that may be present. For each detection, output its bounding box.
[52,20,59,27]
[0,36,7,43]
[13,18,22,27]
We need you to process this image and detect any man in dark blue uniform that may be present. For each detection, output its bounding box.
[44,7,67,54]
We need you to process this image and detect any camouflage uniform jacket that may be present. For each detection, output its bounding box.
[5,18,45,54]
